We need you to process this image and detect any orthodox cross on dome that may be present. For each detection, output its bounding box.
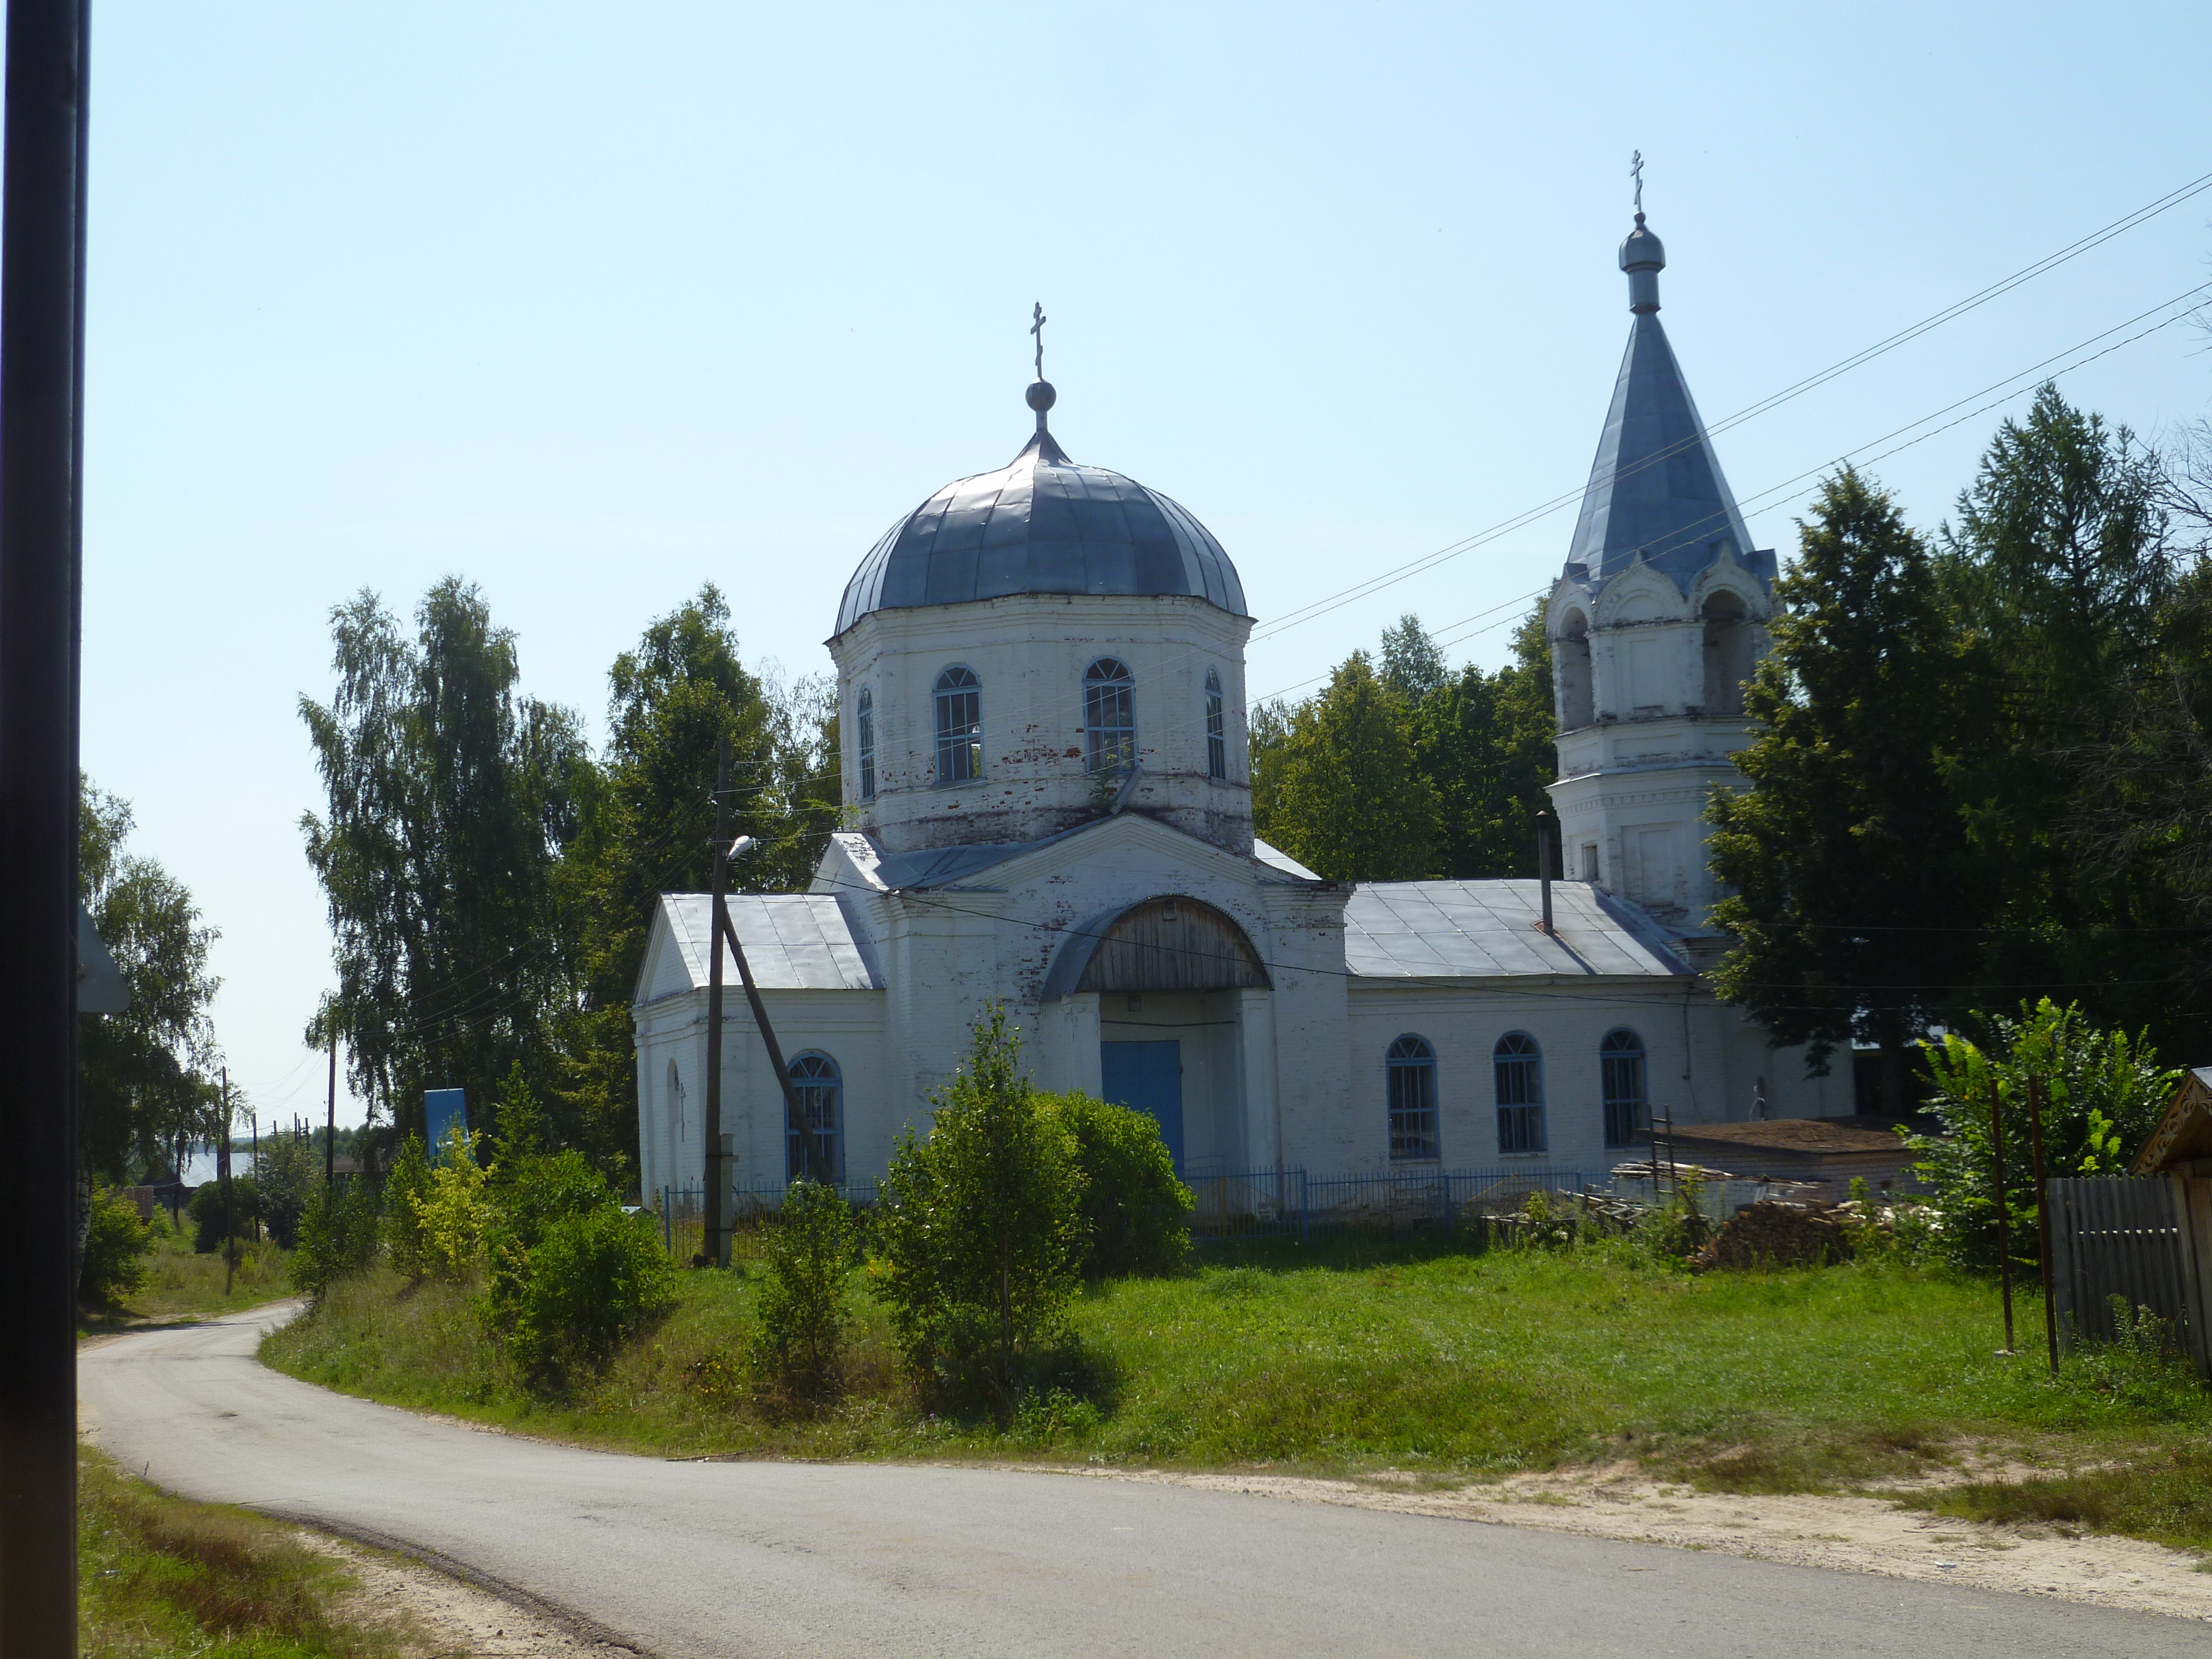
[1630,150,1644,216]
[1031,301,1048,378]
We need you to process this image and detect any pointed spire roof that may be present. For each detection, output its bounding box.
[1564,214,1757,590]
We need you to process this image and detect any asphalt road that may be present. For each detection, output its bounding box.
[78,1307,2202,1658]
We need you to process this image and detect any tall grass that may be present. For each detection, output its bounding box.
[79,1208,294,1333]
[266,1238,2212,1520]
[79,1448,397,1658]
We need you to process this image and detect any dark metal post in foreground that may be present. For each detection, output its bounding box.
[0,3,92,1653]
[2028,1074,2059,1376]
[701,737,731,1266]
[1992,1083,2015,1354]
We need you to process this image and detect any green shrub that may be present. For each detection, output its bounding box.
[78,1185,154,1306]
[1043,1092,1192,1279]
[482,1148,676,1389]
[747,1179,857,1400]
[416,1125,492,1280]
[380,1134,433,1279]
[501,1204,676,1387]
[187,1176,261,1254]
[875,1006,1085,1403]
[290,1178,379,1303]
[1906,998,2178,1269]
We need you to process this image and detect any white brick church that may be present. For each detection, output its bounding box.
[632,209,1852,1200]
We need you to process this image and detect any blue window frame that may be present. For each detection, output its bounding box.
[786,1052,843,1184]
[1205,667,1227,780]
[1601,1028,1648,1146]
[934,665,983,784]
[1495,1032,1545,1154]
[857,686,876,801]
[1386,1034,1439,1160]
[1084,657,1136,776]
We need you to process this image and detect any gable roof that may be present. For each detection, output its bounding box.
[640,894,883,1004]
[2133,1067,2212,1174]
[1344,879,1691,981]
[819,819,1330,897]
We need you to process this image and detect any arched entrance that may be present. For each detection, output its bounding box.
[1042,897,1270,1174]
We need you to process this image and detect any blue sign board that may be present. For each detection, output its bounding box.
[424,1088,469,1159]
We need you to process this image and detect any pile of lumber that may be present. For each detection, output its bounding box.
[1688,1199,1853,1272]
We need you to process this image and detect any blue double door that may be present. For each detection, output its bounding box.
[1100,1039,1184,1171]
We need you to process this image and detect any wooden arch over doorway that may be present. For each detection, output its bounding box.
[1039,896,1270,1001]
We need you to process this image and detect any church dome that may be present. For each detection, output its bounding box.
[832,382,1249,637]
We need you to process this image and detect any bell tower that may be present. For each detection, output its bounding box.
[1545,201,1776,932]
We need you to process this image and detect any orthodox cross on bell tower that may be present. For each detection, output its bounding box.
[1031,301,1047,378]
[1630,150,1644,216]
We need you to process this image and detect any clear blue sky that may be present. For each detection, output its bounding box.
[81,2,2211,1129]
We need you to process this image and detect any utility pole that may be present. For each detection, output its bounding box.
[2028,1075,2059,1377]
[250,1109,262,1242]
[326,1035,338,1191]
[219,1070,237,1296]
[701,737,731,1268]
[1536,811,1555,934]
[0,4,92,1652]
[1992,1082,2014,1355]
[718,898,810,1192]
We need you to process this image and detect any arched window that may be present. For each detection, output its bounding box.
[1084,657,1136,776]
[1205,668,1227,780]
[786,1053,843,1184]
[1386,1035,1439,1161]
[1601,1028,1648,1146]
[856,686,876,800]
[1495,1032,1545,1154]
[934,666,983,784]
[1701,591,1754,716]
[1556,611,1593,731]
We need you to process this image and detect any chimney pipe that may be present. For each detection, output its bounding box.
[1537,811,1555,934]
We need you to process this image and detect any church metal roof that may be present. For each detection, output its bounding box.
[1344,879,1692,980]
[654,894,883,993]
[1564,216,1760,592]
[833,400,1248,636]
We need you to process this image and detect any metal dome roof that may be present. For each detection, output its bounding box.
[833,395,1248,637]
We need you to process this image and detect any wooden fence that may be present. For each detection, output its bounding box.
[2046,1175,2212,1379]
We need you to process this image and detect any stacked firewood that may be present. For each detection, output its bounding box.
[1688,1199,1853,1272]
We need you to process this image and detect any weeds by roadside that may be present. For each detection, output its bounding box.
[79,1209,293,1335]
[79,1447,399,1658]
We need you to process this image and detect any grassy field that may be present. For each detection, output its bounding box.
[262,1233,2212,1555]
[80,1210,295,1335]
[79,1447,396,1658]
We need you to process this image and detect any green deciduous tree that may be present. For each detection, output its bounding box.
[1936,384,2194,1052]
[1254,652,1437,880]
[1709,469,1986,1110]
[301,580,586,1145]
[1408,606,1557,878]
[77,776,223,1183]
[551,585,840,1182]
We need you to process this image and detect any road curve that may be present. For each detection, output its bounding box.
[79,1308,2200,1658]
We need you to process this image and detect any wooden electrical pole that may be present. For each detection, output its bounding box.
[2028,1075,2059,1376]
[326,1035,338,1190]
[718,904,810,1190]
[1992,1082,2014,1355]
[701,737,731,1267]
[0,4,92,1652]
[219,1069,237,1297]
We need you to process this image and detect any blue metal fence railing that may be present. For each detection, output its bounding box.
[654,1180,882,1262]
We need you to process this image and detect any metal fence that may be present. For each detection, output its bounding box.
[656,1182,881,1262]
[2047,1175,2211,1376]
[652,1164,1782,1258]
